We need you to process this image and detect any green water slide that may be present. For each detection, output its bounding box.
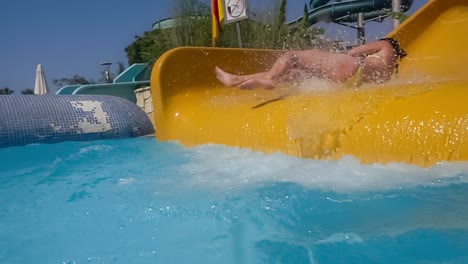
[56,63,151,102]
[288,0,413,27]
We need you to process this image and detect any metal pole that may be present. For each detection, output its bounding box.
[100,62,112,83]
[392,0,401,29]
[236,22,243,48]
[357,12,365,45]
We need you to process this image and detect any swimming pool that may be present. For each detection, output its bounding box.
[1,137,467,263]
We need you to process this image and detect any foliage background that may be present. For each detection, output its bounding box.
[125,0,331,66]
[2,0,330,92]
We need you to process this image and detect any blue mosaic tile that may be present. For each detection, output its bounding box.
[0,95,155,148]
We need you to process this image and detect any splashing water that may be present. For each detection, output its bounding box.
[1,137,467,263]
[183,144,468,193]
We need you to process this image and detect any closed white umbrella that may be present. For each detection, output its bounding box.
[34,64,49,95]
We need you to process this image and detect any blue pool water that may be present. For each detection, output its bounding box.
[1,137,468,264]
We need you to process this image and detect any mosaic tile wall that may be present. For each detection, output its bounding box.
[0,95,155,148]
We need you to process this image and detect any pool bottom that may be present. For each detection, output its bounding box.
[1,138,467,264]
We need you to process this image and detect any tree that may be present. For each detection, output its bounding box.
[124,0,329,65]
[125,33,152,65]
[21,89,35,95]
[125,29,174,65]
[171,0,211,47]
[0,87,14,95]
[53,75,92,88]
[279,0,287,26]
[303,3,309,30]
[125,0,211,65]
[277,0,288,46]
[53,62,125,88]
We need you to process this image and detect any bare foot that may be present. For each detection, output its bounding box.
[239,78,275,90]
[215,66,240,87]
[215,66,276,89]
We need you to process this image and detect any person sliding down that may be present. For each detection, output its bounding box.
[215,38,407,89]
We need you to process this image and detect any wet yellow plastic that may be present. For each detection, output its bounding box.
[151,0,468,167]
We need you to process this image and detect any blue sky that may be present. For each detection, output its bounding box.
[2,0,427,92]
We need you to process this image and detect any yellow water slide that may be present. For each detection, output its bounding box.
[150,0,468,167]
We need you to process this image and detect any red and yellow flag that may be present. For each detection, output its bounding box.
[211,0,224,46]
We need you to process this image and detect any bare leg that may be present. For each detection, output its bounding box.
[238,78,276,90]
[215,51,301,89]
[215,67,265,87]
[215,50,360,89]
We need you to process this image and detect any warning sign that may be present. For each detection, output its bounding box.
[223,0,249,24]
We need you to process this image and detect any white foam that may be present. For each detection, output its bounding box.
[181,144,468,193]
[118,177,136,186]
[276,75,337,93]
[315,233,364,244]
[296,77,336,92]
[76,144,114,155]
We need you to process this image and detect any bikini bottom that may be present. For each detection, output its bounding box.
[344,65,363,88]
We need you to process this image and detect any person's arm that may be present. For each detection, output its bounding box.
[347,41,387,57]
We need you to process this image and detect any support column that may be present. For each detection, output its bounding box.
[357,12,365,44]
[392,0,401,29]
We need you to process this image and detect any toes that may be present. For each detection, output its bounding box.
[215,68,230,85]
